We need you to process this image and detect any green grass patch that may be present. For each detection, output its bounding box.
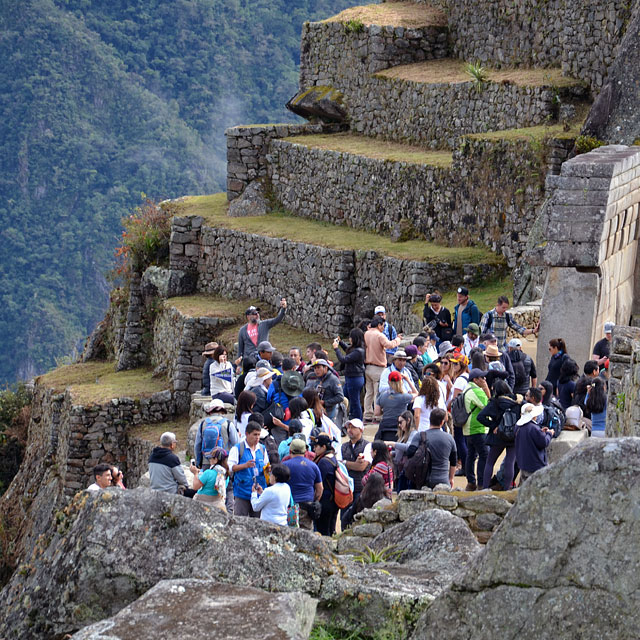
[324,3,447,28]
[129,415,192,450]
[38,362,169,406]
[172,194,501,266]
[377,59,584,89]
[310,624,370,640]
[284,133,453,167]
[165,295,254,319]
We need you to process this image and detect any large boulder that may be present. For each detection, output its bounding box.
[71,579,317,640]
[227,181,269,217]
[411,438,640,640]
[286,86,347,123]
[0,488,335,639]
[582,5,640,144]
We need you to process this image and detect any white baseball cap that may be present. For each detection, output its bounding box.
[374,305,386,314]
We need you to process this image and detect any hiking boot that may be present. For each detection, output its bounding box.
[464,483,477,491]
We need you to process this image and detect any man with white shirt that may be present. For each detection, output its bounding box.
[463,323,480,356]
[86,463,112,491]
[378,350,414,395]
[228,421,270,518]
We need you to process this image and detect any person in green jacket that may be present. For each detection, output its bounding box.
[463,368,490,491]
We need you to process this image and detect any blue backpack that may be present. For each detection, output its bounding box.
[200,416,225,458]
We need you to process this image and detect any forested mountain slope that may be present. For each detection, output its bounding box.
[0,0,352,384]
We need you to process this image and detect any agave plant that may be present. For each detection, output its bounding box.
[351,544,402,564]
[465,61,489,87]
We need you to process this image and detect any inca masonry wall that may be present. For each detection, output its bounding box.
[388,0,631,92]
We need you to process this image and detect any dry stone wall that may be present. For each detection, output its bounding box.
[167,216,505,338]
[402,0,631,91]
[268,135,572,268]
[300,21,585,147]
[226,123,345,201]
[606,325,640,437]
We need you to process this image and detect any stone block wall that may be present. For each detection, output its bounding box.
[300,21,587,147]
[226,123,346,200]
[538,145,640,373]
[606,325,640,437]
[337,488,518,552]
[403,0,631,92]
[267,135,571,268]
[152,304,237,407]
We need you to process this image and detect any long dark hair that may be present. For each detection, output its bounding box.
[346,328,365,353]
[493,379,514,399]
[586,377,607,414]
[549,338,567,354]
[371,440,392,466]
[418,375,440,407]
[235,390,256,421]
[302,388,323,424]
[359,473,386,509]
[288,397,308,420]
[558,358,579,384]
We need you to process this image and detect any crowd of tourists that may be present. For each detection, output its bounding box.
[87,289,613,537]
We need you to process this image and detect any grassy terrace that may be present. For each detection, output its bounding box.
[172,193,502,266]
[38,362,168,405]
[376,59,584,88]
[129,416,192,449]
[167,294,339,352]
[284,133,453,167]
[324,2,447,28]
[465,116,586,142]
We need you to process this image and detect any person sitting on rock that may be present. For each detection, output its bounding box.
[86,463,112,491]
[228,421,270,518]
[209,345,235,405]
[236,299,287,361]
[200,341,218,396]
[514,402,553,485]
[149,432,194,497]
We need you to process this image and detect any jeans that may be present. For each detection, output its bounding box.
[364,365,384,421]
[211,391,235,405]
[326,404,338,421]
[465,433,488,486]
[454,426,467,467]
[344,376,365,420]
[483,444,516,489]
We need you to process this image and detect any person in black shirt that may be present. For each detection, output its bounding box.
[423,293,453,343]
[592,321,614,369]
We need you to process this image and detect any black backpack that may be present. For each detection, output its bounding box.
[404,432,431,490]
[497,406,519,442]
[451,384,472,428]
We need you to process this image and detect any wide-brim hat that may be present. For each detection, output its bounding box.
[438,342,454,358]
[517,402,545,426]
[392,349,410,360]
[484,344,502,358]
[202,341,218,356]
[204,399,225,412]
[255,367,275,381]
[312,358,330,368]
[281,370,304,396]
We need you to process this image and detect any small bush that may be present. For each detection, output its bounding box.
[465,61,489,86]
[114,199,172,277]
[574,135,606,155]
[343,18,364,34]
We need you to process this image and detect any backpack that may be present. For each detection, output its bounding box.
[497,406,519,442]
[200,416,225,458]
[404,431,431,490]
[451,385,472,428]
[543,403,566,436]
[329,457,354,508]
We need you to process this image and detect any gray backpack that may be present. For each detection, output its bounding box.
[451,386,472,428]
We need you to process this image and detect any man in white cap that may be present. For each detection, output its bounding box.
[374,305,399,362]
[514,402,554,485]
[592,321,614,369]
[340,418,372,527]
[193,399,236,469]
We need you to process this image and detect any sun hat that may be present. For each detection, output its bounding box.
[202,341,218,356]
[484,344,503,358]
[204,399,226,413]
[392,349,410,360]
[255,367,275,381]
[565,405,584,428]
[516,402,545,426]
[289,438,307,454]
[374,305,386,314]
[281,370,305,396]
[438,341,454,358]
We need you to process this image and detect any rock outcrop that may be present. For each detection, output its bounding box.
[411,438,640,640]
[0,487,471,639]
[71,579,317,640]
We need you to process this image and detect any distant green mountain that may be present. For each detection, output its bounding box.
[0,0,353,383]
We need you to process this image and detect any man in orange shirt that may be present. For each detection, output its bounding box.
[363,316,403,422]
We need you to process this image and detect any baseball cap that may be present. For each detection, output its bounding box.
[508,338,522,348]
[467,323,480,335]
[457,286,469,296]
[312,358,330,367]
[245,306,260,315]
[345,418,364,430]
[374,305,386,314]
[468,368,488,380]
[314,434,333,448]
[388,371,402,382]
[604,321,615,334]
[289,438,307,454]
[257,341,274,352]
